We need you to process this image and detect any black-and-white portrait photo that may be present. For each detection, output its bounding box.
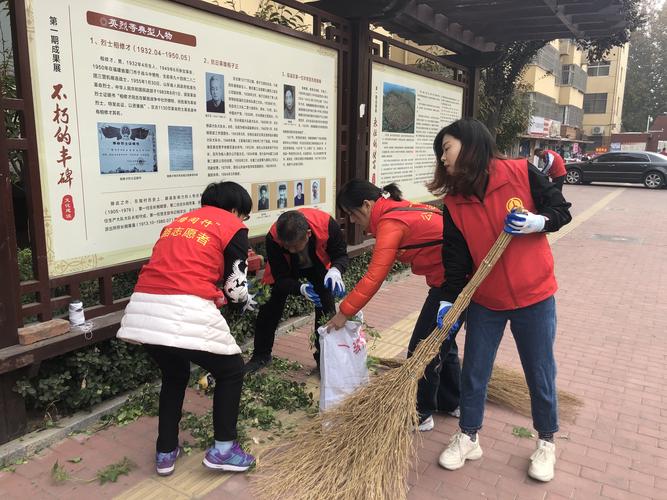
[284,84,295,120]
[206,73,225,113]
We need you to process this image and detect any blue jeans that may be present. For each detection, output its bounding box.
[459,296,558,435]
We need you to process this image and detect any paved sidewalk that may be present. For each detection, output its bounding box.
[1,184,666,499]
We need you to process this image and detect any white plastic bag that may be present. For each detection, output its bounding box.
[318,313,369,411]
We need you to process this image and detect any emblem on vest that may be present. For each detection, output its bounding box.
[505,197,524,212]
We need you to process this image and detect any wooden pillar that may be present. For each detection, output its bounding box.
[0,113,21,351]
[0,0,28,445]
[466,66,481,119]
[0,4,21,351]
[345,18,371,245]
[0,130,24,445]
[0,128,26,443]
[0,371,27,444]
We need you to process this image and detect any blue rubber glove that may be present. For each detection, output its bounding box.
[436,300,461,333]
[324,267,346,298]
[300,283,322,308]
[504,208,546,235]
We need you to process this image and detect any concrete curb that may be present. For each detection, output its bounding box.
[0,391,137,467]
[0,314,314,467]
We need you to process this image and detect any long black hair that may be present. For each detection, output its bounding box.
[336,179,402,213]
[201,181,252,215]
[427,118,503,197]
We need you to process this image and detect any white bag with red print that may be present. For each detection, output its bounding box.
[318,312,369,411]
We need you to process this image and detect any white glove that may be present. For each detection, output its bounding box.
[504,209,545,234]
[323,267,346,298]
[242,293,257,313]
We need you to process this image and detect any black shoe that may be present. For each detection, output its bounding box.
[244,355,271,374]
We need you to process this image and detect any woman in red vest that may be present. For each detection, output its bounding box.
[326,180,462,431]
[430,119,572,482]
[534,148,567,191]
[117,181,256,476]
[244,208,349,374]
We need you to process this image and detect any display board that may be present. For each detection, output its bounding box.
[26,0,338,276]
[368,62,463,202]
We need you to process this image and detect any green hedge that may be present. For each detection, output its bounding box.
[14,340,158,417]
[15,249,409,417]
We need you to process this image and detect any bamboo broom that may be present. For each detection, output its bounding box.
[487,364,582,421]
[252,231,513,500]
[372,360,583,422]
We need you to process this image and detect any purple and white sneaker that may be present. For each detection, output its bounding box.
[156,447,181,476]
[202,442,255,472]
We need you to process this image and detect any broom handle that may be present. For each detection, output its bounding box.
[412,231,513,359]
[443,230,512,321]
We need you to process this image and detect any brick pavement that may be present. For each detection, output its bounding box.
[1,184,666,499]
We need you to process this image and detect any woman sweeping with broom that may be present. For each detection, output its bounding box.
[253,182,521,499]
[430,118,572,482]
[325,180,463,431]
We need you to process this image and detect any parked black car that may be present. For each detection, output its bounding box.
[565,152,667,189]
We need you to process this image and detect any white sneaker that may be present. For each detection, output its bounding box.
[438,431,483,470]
[528,439,556,482]
[447,407,460,418]
[417,415,434,432]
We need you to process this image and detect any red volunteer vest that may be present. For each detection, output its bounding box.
[444,158,557,310]
[135,206,246,303]
[262,208,332,285]
[544,149,566,178]
[368,197,445,288]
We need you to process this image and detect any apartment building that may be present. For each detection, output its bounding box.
[582,44,629,150]
[518,40,587,157]
[519,39,629,157]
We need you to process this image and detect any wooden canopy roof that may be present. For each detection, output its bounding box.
[310,0,629,56]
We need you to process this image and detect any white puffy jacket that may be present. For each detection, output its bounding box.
[117,292,241,355]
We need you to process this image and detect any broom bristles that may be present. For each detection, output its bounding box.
[253,365,421,500]
[375,358,584,422]
[487,364,583,421]
[252,232,514,500]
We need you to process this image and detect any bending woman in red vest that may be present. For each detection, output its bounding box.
[117,181,256,476]
[244,208,349,373]
[325,180,462,431]
[430,119,572,482]
[534,148,567,191]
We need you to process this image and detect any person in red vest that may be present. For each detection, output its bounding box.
[117,181,256,476]
[244,208,349,373]
[534,148,567,191]
[431,119,572,482]
[325,180,462,432]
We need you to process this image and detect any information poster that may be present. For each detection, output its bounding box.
[26,0,338,276]
[369,63,463,201]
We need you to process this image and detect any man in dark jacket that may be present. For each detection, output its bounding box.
[245,209,349,373]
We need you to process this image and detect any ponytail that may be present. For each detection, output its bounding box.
[381,183,403,201]
[337,179,404,212]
